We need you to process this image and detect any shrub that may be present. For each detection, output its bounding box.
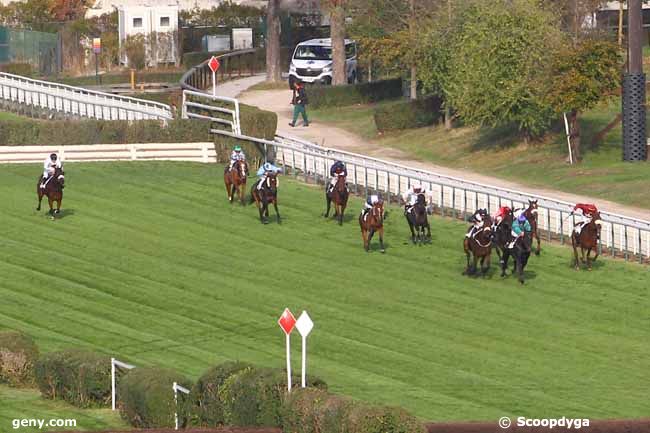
[307,79,402,109]
[118,367,192,428]
[219,366,327,427]
[182,51,229,68]
[0,63,32,76]
[34,349,111,408]
[374,96,443,133]
[347,405,425,433]
[124,34,146,70]
[188,361,252,427]
[0,331,39,387]
[0,119,210,146]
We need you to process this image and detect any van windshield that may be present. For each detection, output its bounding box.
[294,45,332,61]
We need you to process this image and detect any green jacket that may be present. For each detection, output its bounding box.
[512,219,532,236]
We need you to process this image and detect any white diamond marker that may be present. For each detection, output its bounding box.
[295,310,314,388]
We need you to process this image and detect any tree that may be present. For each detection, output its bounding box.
[50,0,88,22]
[266,0,281,82]
[545,39,622,162]
[321,0,349,85]
[443,0,563,139]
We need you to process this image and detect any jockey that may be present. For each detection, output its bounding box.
[509,213,532,248]
[362,193,382,216]
[572,203,599,234]
[402,184,427,214]
[229,145,246,170]
[41,153,62,189]
[256,162,281,190]
[493,205,512,227]
[328,161,347,192]
[466,208,488,238]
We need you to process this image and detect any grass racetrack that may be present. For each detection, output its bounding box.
[1,162,649,428]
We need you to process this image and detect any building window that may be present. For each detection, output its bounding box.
[160,16,170,27]
[133,17,142,28]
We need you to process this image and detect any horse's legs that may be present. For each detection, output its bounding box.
[407,218,416,244]
[534,230,541,256]
[338,203,345,225]
[586,248,592,271]
[36,190,43,211]
[500,249,508,277]
[425,221,432,241]
[273,200,281,223]
[324,194,331,218]
[483,253,491,276]
[47,197,54,217]
[517,258,524,284]
[362,228,369,252]
[378,227,385,253]
[55,198,61,214]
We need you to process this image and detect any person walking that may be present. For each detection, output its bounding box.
[289,80,309,127]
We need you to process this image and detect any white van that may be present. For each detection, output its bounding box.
[288,38,357,88]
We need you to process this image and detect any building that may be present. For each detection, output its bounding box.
[118,4,179,66]
[87,0,267,18]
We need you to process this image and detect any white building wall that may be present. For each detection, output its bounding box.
[118,5,179,66]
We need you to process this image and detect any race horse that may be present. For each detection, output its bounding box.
[405,193,431,244]
[36,167,65,219]
[224,160,249,205]
[324,175,349,225]
[501,231,532,284]
[359,201,385,253]
[463,215,493,277]
[492,210,514,272]
[571,210,601,270]
[251,173,280,224]
[523,199,541,255]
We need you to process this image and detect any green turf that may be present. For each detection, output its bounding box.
[0,385,128,433]
[0,111,29,122]
[1,162,649,425]
[310,98,650,209]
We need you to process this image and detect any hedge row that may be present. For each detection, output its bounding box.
[34,350,111,408]
[0,331,39,387]
[283,388,425,433]
[0,63,32,76]
[374,96,444,133]
[307,78,403,109]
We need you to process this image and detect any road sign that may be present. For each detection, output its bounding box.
[92,38,101,54]
[296,311,314,388]
[208,56,220,73]
[278,308,296,392]
[278,308,296,335]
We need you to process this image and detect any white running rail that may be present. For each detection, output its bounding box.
[182,89,241,134]
[0,72,173,121]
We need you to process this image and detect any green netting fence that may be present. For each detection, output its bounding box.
[0,26,60,75]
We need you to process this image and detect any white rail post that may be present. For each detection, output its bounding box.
[173,382,190,430]
[111,358,135,411]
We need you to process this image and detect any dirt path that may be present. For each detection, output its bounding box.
[239,88,650,221]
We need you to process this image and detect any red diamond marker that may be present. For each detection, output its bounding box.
[278,308,296,335]
[208,56,220,73]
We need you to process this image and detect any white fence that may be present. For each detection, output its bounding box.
[0,72,173,121]
[0,143,217,164]
[182,89,241,134]
[212,128,650,263]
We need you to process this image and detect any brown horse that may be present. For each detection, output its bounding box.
[36,167,65,219]
[464,215,493,277]
[359,201,385,253]
[571,211,601,270]
[324,175,349,225]
[224,160,249,205]
[251,173,280,224]
[522,200,541,255]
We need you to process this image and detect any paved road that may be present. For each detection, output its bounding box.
[238,88,650,221]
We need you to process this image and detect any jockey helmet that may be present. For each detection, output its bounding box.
[518,214,527,223]
[263,162,273,171]
[414,186,422,192]
[234,146,242,152]
[50,153,58,160]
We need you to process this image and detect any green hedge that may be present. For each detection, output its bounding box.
[188,361,253,427]
[182,51,228,68]
[34,350,111,408]
[0,331,39,387]
[374,96,444,133]
[0,119,210,146]
[307,78,403,109]
[118,367,192,428]
[0,63,32,76]
[283,388,425,433]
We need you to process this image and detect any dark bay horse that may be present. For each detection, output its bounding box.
[405,193,431,244]
[463,216,493,276]
[324,175,349,225]
[523,200,541,255]
[502,231,532,284]
[359,201,385,253]
[492,211,513,273]
[251,174,280,224]
[571,211,601,270]
[224,160,249,205]
[36,167,65,218]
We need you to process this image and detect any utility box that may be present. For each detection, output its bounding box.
[232,28,253,50]
[201,34,230,52]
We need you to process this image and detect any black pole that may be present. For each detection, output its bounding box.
[622,0,647,161]
[95,52,99,85]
